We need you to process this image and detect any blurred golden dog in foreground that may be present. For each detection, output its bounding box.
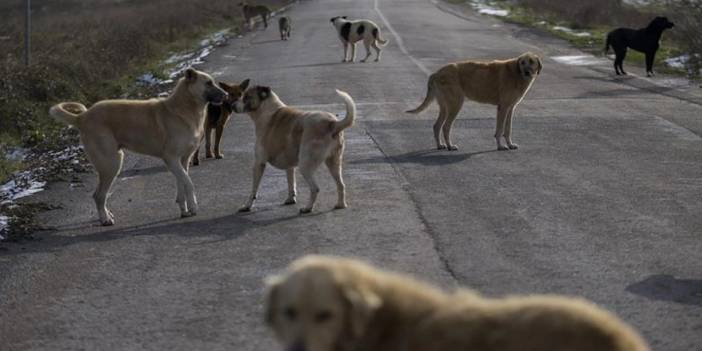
[264,255,649,351]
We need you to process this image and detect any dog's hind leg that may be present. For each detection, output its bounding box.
[342,42,349,62]
[284,168,297,205]
[372,40,382,62]
[87,145,123,226]
[240,162,266,212]
[442,94,464,151]
[495,105,510,151]
[298,149,324,213]
[326,150,347,210]
[434,103,448,150]
[361,37,373,63]
[504,105,518,150]
[614,48,627,75]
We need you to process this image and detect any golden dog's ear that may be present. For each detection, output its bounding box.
[218,82,232,90]
[536,56,543,75]
[264,275,283,325]
[343,285,382,337]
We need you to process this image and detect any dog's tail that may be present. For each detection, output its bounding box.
[332,89,356,135]
[604,33,611,55]
[49,102,88,127]
[406,74,436,114]
[373,28,389,45]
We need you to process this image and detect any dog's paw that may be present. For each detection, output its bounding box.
[205,153,213,159]
[215,154,224,159]
[180,211,196,218]
[497,145,510,151]
[447,145,459,151]
[100,218,115,226]
[283,197,296,205]
[299,207,313,214]
[508,143,519,150]
[334,203,347,210]
[437,144,447,150]
[238,206,252,213]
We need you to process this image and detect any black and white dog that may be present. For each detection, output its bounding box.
[330,16,389,63]
[605,16,674,76]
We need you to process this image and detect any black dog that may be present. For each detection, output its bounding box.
[605,16,674,76]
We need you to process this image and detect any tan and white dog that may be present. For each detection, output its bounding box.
[407,52,542,151]
[330,16,388,63]
[233,86,356,213]
[265,255,650,351]
[49,68,227,225]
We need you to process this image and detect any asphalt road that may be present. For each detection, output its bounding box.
[2,0,702,350]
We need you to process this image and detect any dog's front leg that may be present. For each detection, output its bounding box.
[504,105,518,150]
[342,42,349,62]
[350,42,357,62]
[284,167,297,205]
[495,105,510,151]
[239,162,266,212]
[166,158,198,217]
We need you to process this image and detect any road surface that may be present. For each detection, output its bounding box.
[1,0,701,350]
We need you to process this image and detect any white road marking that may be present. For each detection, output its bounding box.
[374,0,431,76]
[552,55,608,66]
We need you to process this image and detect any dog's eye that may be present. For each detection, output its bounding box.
[283,307,297,321]
[314,310,332,323]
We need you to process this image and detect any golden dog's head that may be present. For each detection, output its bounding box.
[183,68,228,106]
[233,85,275,113]
[517,52,542,79]
[264,256,382,351]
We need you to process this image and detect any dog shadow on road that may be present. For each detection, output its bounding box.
[1,211,303,256]
[350,149,497,167]
[626,274,702,307]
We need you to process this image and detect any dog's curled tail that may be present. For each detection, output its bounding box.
[373,28,389,45]
[332,89,356,135]
[49,102,88,127]
[406,74,436,114]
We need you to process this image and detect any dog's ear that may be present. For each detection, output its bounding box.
[185,68,197,82]
[258,86,272,100]
[218,81,232,90]
[264,275,283,325]
[536,56,543,75]
[342,284,382,338]
[240,79,251,91]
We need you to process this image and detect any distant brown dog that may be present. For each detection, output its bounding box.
[279,16,292,40]
[265,255,650,351]
[240,2,272,30]
[192,79,249,166]
[407,52,542,151]
[50,68,227,225]
[233,87,355,213]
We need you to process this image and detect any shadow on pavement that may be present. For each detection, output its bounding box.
[350,149,497,166]
[626,274,702,307]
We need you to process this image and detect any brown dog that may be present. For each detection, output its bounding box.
[192,79,249,166]
[407,52,542,151]
[50,68,227,225]
[265,255,650,351]
[233,87,356,213]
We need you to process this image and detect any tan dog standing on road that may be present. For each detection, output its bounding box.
[279,16,292,40]
[233,86,356,213]
[265,255,650,351]
[50,68,227,225]
[407,52,542,151]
